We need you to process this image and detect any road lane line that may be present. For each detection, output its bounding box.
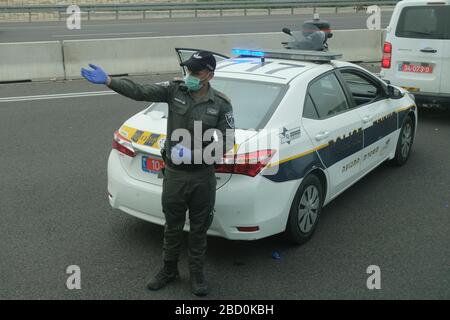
[0,90,118,103]
[51,31,156,37]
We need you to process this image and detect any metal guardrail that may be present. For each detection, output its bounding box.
[0,1,399,21]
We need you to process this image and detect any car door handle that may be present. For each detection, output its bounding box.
[315,131,330,141]
[420,48,437,53]
[362,115,373,123]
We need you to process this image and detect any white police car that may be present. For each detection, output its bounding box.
[107,48,417,244]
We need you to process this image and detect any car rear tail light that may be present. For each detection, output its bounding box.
[382,42,392,69]
[215,149,276,177]
[237,226,260,232]
[112,130,136,157]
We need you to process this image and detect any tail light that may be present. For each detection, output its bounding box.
[382,42,392,69]
[215,149,276,177]
[112,130,136,157]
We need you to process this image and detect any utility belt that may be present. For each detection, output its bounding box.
[161,147,214,172]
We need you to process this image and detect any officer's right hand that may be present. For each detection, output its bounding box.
[81,64,110,85]
[170,143,192,164]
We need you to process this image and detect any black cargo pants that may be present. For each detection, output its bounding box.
[161,164,216,273]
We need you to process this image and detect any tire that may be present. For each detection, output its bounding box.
[284,174,324,245]
[392,114,414,166]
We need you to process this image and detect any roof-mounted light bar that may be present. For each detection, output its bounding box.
[231,48,343,62]
[231,49,265,57]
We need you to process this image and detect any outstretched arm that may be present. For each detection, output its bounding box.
[81,64,170,103]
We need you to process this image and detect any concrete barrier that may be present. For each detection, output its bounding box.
[0,29,384,82]
[0,41,65,82]
[328,29,383,62]
[63,29,384,79]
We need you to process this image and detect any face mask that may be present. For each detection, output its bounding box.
[184,73,209,91]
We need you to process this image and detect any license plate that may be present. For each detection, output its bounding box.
[142,156,164,174]
[399,63,433,74]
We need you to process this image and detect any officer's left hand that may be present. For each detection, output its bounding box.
[81,64,109,84]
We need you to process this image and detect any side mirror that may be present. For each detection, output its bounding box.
[387,85,404,99]
[282,27,292,36]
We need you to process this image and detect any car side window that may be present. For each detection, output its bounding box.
[303,94,320,119]
[308,73,349,119]
[340,71,381,107]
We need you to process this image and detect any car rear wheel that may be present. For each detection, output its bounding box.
[285,174,323,245]
[392,115,414,166]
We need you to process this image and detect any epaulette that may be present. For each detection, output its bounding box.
[214,90,231,104]
[172,77,188,92]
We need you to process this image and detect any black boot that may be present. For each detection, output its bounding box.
[190,271,208,297]
[147,261,179,291]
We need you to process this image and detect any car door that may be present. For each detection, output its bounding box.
[439,5,450,95]
[389,4,447,93]
[302,71,364,198]
[337,68,397,174]
[175,48,229,76]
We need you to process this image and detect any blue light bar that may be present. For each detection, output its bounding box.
[231,48,342,62]
[231,48,265,57]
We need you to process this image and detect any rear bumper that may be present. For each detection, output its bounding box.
[107,150,297,241]
[412,92,450,106]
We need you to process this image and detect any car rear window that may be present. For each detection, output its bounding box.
[147,78,286,130]
[210,77,286,129]
[395,5,450,40]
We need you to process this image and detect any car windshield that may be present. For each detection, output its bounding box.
[147,77,286,130]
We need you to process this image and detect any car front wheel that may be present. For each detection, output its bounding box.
[285,174,323,245]
[392,115,414,166]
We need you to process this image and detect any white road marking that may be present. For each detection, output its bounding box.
[52,31,156,37]
[0,90,117,103]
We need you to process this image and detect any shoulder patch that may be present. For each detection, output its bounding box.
[224,111,235,129]
[173,76,184,82]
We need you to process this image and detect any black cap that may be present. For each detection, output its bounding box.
[180,51,216,72]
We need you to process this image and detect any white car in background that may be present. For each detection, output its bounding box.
[108,48,417,245]
[380,0,450,108]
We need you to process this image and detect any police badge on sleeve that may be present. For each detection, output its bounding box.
[225,112,235,129]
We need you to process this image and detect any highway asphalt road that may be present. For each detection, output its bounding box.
[0,73,448,300]
[0,11,392,43]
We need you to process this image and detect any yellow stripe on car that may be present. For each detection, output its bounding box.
[267,143,328,168]
[267,104,414,169]
[120,125,166,148]
[395,104,415,113]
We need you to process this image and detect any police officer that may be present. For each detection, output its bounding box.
[81,51,235,297]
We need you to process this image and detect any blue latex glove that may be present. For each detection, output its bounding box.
[80,64,109,84]
[170,143,192,165]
